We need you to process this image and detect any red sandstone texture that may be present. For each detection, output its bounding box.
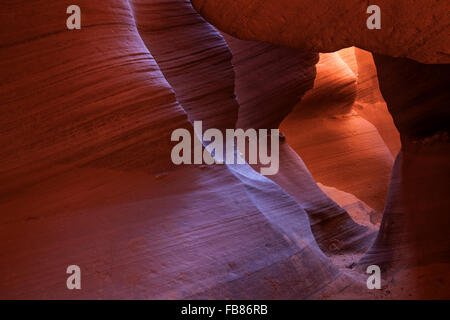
[0,0,449,299]
[192,0,450,64]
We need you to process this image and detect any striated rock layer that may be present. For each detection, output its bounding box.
[0,0,343,299]
[129,0,239,131]
[0,0,448,299]
[193,0,450,298]
[280,51,394,214]
[0,0,187,197]
[192,0,450,64]
[223,36,376,254]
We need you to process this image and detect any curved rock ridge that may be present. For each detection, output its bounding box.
[128,0,377,257]
[222,34,318,130]
[0,0,188,196]
[0,0,344,299]
[191,0,450,64]
[222,36,376,254]
[129,0,239,131]
[1,0,448,300]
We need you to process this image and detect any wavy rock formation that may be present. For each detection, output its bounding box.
[280,51,394,214]
[0,0,340,299]
[129,0,238,130]
[0,0,187,196]
[223,36,376,254]
[0,0,448,299]
[192,0,450,64]
[223,34,318,130]
[191,0,450,298]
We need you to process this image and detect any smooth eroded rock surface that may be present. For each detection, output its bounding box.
[192,0,450,64]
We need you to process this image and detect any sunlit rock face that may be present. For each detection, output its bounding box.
[280,51,394,215]
[192,0,450,64]
[0,0,449,299]
[351,49,401,157]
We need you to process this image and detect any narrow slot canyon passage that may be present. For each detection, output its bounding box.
[0,0,449,300]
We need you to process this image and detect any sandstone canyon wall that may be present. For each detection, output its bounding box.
[0,0,448,299]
